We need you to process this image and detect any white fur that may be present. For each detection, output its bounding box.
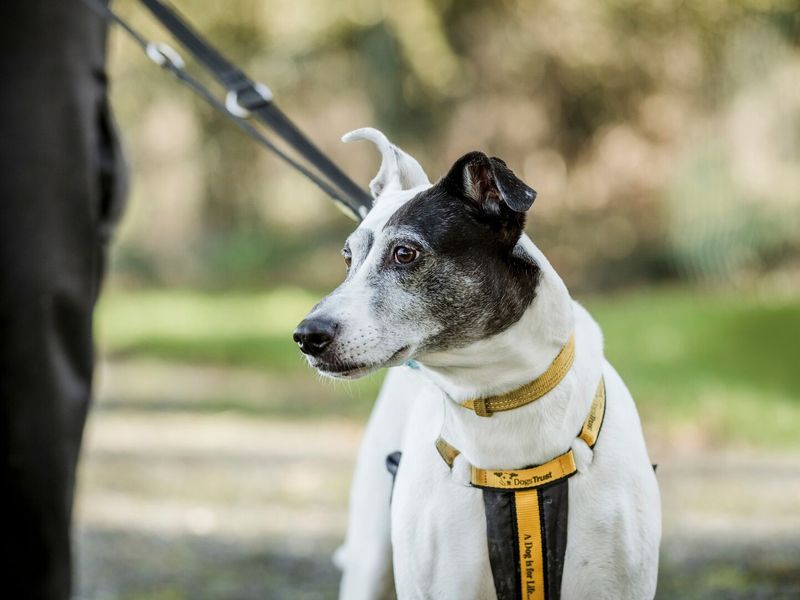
[342,128,430,200]
[324,130,661,599]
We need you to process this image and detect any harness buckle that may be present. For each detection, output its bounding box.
[145,42,185,70]
[225,83,273,118]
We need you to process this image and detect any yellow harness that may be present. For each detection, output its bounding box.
[434,334,607,600]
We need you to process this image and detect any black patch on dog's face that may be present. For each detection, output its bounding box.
[376,152,541,353]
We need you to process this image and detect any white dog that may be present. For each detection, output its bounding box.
[293,128,661,600]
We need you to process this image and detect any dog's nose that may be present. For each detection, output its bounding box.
[293,317,338,356]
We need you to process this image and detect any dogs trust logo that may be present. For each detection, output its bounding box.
[493,471,518,484]
[492,470,553,488]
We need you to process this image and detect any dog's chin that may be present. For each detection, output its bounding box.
[311,345,412,380]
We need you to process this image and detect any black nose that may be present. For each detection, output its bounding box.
[293,317,338,356]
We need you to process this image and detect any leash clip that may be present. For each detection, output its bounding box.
[225,83,273,118]
[145,42,185,70]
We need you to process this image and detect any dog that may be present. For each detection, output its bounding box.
[293,128,661,600]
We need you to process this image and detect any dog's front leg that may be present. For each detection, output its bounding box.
[337,367,418,600]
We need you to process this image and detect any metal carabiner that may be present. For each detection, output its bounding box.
[145,42,186,70]
[224,83,273,119]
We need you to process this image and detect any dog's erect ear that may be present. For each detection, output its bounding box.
[443,151,537,216]
[342,128,430,202]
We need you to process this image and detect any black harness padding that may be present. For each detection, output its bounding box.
[538,479,569,598]
[386,451,402,503]
[483,490,520,600]
[483,479,569,600]
[386,451,402,479]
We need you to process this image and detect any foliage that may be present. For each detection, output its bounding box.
[107,0,800,290]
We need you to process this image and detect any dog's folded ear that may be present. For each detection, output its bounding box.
[342,128,430,202]
[443,151,537,216]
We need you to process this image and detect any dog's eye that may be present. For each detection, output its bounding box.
[342,248,352,268]
[393,246,418,265]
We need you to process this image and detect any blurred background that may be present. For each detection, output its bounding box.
[76,0,800,598]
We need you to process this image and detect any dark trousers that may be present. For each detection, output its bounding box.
[0,1,126,597]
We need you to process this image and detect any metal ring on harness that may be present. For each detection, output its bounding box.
[144,42,185,69]
[225,83,273,119]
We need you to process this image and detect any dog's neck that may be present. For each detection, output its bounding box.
[419,236,575,400]
[417,236,604,468]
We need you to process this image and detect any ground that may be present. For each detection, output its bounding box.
[74,286,800,599]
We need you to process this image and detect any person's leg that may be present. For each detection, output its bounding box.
[0,2,126,597]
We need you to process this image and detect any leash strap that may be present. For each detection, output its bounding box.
[83,0,372,221]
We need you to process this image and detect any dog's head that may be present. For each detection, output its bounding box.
[293,128,541,379]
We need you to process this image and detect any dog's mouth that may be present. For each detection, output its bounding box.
[314,345,412,379]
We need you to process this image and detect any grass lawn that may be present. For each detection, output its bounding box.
[95,285,800,449]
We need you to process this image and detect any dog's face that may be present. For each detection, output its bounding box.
[294,128,541,379]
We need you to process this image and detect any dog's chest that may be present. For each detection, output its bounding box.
[389,391,498,599]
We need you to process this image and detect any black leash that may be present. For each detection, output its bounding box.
[84,0,373,221]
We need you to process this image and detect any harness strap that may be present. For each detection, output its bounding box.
[471,450,576,490]
[578,377,606,449]
[434,437,460,468]
[460,335,575,417]
[438,377,606,600]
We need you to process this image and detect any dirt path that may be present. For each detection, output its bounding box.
[75,360,800,599]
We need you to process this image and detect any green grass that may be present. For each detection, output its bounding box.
[95,286,386,418]
[96,287,317,370]
[96,286,800,448]
[587,288,800,448]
